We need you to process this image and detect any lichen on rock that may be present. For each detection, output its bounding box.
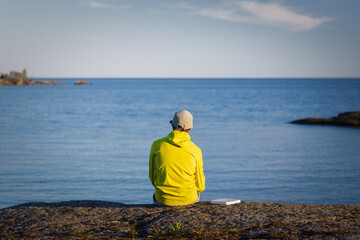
[1,200,359,239]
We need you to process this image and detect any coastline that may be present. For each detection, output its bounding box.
[1,200,359,239]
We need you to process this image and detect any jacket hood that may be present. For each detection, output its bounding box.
[167,130,191,147]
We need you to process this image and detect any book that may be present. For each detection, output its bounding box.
[211,198,241,205]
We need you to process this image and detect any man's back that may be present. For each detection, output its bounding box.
[149,130,205,206]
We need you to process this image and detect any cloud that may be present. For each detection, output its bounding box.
[197,9,251,23]
[238,1,332,31]
[80,1,116,9]
[172,2,197,10]
[194,1,332,32]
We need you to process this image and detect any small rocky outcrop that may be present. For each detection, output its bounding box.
[0,78,16,86]
[0,200,359,239]
[0,78,60,86]
[291,111,360,127]
[34,80,60,86]
[0,70,60,86]
[74,80,89,85]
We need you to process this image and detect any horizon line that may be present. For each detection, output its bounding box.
[33,77,360,79]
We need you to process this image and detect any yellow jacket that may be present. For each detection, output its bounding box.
[149,130,205,206]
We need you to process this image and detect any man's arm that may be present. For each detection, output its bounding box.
[195,150,205,193]
[148,142,155,186]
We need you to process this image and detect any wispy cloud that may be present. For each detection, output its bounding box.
[197,9,251,23]
[191,1,332,32]
[238,1,332,31]
[80,1,113,9]
[79,1,129,10]
[172,2,197,11]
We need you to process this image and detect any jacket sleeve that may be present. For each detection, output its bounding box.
[195,149,205,193]
[148,142,155,186]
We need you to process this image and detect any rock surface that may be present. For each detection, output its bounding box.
[291,111,360,127]
[0,78,60,86]
[0,200,359,239]
[74,80,89,85]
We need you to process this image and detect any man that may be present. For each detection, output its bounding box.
[149,110,205,206]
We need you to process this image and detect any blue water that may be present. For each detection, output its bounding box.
[0,78,359,209]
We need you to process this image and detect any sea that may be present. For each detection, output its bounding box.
[0,78,359,209]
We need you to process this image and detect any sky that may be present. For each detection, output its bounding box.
[1,0,360,78]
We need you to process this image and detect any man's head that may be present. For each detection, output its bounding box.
[170,110,193,132]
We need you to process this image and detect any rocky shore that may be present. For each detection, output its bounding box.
[0,78,61,86]
[0,70,90,86]
[1,200,359,239]
[291,111,360,127]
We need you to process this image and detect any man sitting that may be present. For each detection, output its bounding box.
[149,110,205,206]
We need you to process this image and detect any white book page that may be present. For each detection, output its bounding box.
[211,198,241,205]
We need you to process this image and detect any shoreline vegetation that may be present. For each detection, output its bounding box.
[0,200,359,239]
[0,69,89,86]
[291,111,360,127]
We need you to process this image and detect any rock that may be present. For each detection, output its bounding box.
[291,111,360,127]
[28,79,36,85]
[1,70,62,86]
[0,200,359,239]
[16,79,28,86]
[0,78,16,86]
[34,81,60,85]
[74,80,89,85]
[0,78,60,86]
[49,81,59,85]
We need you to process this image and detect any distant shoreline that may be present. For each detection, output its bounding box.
[0,70,90,86]
[0,78,90,86]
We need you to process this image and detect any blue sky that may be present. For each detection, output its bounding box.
[1,0,360,78]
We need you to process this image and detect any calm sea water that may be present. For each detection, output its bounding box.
[0,78,359,209]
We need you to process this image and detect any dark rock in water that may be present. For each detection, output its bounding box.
[74,80,89,85]
[291,111,360,127]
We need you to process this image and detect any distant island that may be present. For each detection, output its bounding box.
[0,69,89,86]
[0,69,60,86]
[291,111,360,127]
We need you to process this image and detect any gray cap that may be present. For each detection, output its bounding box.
[170,110,193,130]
